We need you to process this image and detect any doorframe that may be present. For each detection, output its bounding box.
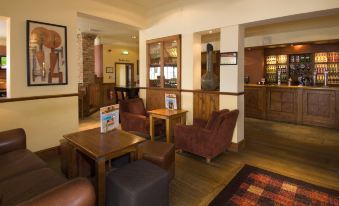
[114,62,134,86]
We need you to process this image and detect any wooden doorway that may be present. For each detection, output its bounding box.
[115,63,134,87]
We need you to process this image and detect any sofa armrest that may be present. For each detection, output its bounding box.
[193,118,208,128]
[0,128,26,155]
[18,178,95,206]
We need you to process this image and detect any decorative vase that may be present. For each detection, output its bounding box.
[201,43,218,91]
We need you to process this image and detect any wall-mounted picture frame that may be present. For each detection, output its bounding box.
[106,67,113,73]
[103,66,115,84]
[220,52,237,65]
[26,20,68,86]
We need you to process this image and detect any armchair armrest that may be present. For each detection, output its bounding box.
[174,124,212,146]
[193,118,208,128]
[120,112,148,133]
[0,128,26,155]
[18,178,95,206]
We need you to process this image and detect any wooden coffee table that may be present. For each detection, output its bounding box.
[63,128,146,206]
[148,108,188,143]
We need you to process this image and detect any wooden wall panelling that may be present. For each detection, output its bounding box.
[264,43,339,56]
[193,92,219,121]
[146,89,181,111]
[302,89,336,128]
[266,87,298,123]
[244,86,266,119]
[245,48,265,84]
[101,83,116,106]
[336,91,339,129]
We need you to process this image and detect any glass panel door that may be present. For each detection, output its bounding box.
[164,40,178,88]
[149,43,161,87]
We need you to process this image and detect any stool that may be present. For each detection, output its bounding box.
[106,160,169,206]
[137,141,175,180]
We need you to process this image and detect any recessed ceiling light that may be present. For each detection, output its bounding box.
[131,35,137,39]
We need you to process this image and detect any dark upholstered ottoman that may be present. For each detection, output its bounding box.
[138,141,175,180]
[106,159,169,206]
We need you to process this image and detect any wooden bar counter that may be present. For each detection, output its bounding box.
[245,84,339,129]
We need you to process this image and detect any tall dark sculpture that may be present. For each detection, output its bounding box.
[201,43,218,90]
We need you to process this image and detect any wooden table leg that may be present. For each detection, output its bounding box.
[181,113,186,125]
[150,115,155,141]
[96,158,106,206]
[166,118,171,143]
[68,145,78,178]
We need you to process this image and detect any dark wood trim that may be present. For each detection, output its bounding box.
[35,146,60,157]
[0,93,78,103]
[228,139,246,152]
[146,34,181,44]
[184,89,244,96]
[114,62,134,86]
[140,87,244,96]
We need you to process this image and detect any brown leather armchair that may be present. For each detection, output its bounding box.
[119,98,164,137]
[174,109,239,163]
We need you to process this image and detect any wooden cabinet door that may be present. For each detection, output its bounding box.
[266,87,298,123]
[245,87,266,119]
[302,89,336,128]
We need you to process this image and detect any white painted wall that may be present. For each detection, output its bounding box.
[0,0,144,151]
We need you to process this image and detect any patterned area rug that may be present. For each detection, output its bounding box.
[209,165,339,206]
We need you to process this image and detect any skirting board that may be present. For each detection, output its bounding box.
[35,146,60,157]
[228,139,246,152]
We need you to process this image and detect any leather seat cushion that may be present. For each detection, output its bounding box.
[139,141,174,169]
[0,168,67,206]
[0,149,47,181]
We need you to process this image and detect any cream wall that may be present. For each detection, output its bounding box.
[103,44,139,85]
[1,0,144,151]
[139,0,339,143]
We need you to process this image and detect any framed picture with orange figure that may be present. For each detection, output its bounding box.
[26,20,67,86]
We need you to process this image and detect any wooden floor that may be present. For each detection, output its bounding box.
[41,116,339,206]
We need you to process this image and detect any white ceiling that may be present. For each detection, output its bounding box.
[0,20,6,39]
[77,13,139,46]
[92,0,180,12]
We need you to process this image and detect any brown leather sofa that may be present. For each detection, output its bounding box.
[0,128,96,206]
[119,98,164,136]
[174,109,239,163]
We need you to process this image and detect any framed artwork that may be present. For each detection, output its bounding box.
[106,67,113,73]
[26,20,68,86]
[103,67,115,84]
[220,52,237,65]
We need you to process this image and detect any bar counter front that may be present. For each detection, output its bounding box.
[245,84,339,129]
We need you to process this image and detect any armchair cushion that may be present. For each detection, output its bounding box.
[205,109,229,130]
[122,98,147,116]
[0,128,26,155]
[174,125,212,156]
[193,118,208,128]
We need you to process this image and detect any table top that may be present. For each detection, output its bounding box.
[63,128,146,159]
[148,108,188,117]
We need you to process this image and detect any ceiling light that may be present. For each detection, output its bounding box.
[208,30,213,34]
[131,35,137,39]
[122,50,129,55]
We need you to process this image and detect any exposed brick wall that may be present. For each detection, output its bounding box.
[78,33,96,84]
[77,34,83,83]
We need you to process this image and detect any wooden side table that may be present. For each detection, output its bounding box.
[148,108,188,143]
[63,128,146,206]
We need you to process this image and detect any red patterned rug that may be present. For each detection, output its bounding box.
[209,165,339,206]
